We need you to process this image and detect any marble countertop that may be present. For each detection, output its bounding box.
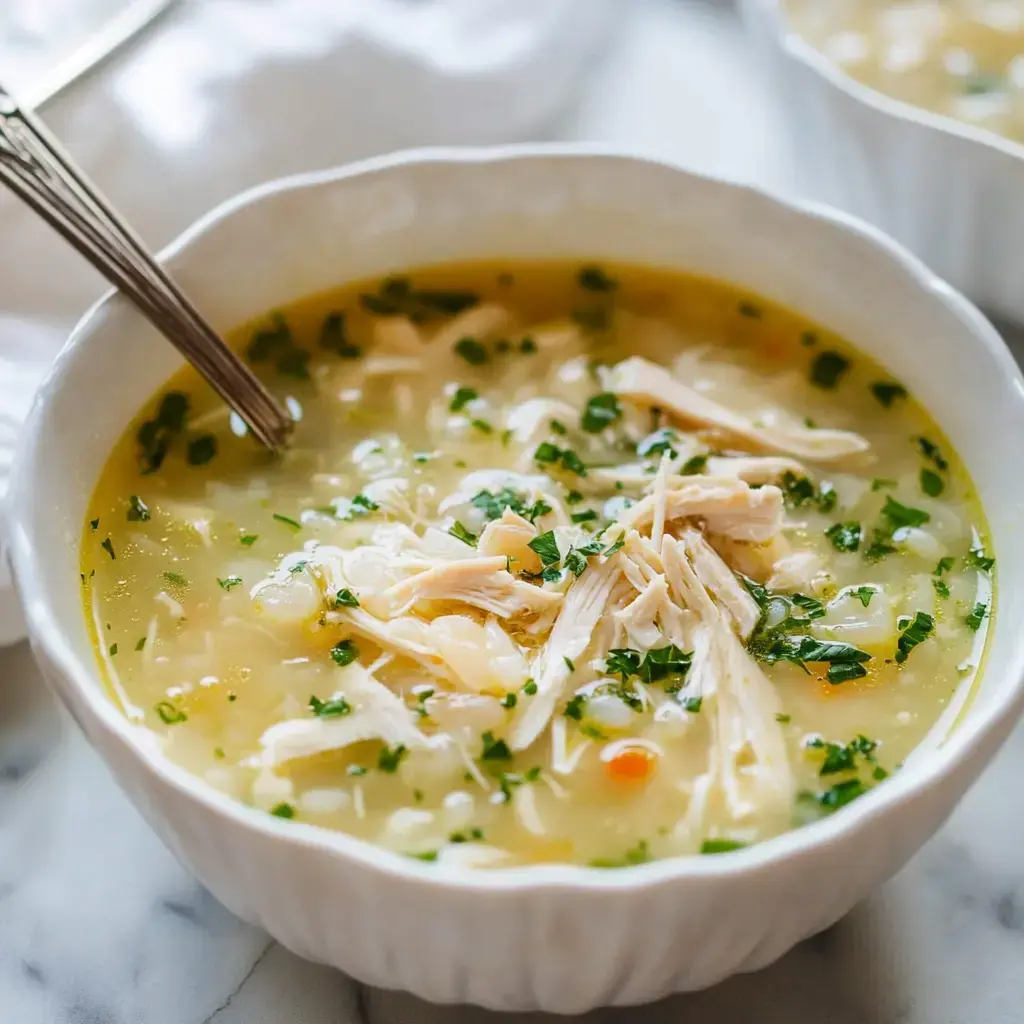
[2,1,1023,1021]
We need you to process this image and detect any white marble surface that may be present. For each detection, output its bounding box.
[3,1,1024,1021]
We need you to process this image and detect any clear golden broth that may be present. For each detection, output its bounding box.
[789,0,1024,143]
[82,261,992,868]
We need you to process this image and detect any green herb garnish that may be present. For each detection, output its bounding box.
[895,611,934,664]
[309,694,352,718]
[580,393,622,433]
[810,351,850,389]
[449,386,478,412]
[127,495,150,522]
[330,639,359,666]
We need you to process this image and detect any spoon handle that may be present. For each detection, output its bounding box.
[0,85,292,452]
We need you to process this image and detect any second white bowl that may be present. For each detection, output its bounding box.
[741,0,1024,326]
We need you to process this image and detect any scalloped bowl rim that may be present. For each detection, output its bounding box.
[750,0,1024,166]
[9,143,1024,895]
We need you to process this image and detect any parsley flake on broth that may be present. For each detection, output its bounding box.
[81,260,992,868]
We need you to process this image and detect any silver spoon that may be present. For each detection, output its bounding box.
[0,83,293,452]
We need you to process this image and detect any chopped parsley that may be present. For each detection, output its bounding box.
[895,611,934,664]
[681,453,709,475]
[270,803,296,819]
[186,434,218,466]
[155,700,187,725]
[533,441,587,476]
[571,509,598,524]
[134,637,146,651]
[934,556,955,575]
[564,694,587,720]
[523,679,538,696]
[272,513,301,531]
[816,778,867,811]
[359,277,478,321]
[825,521,862,553]
[606,644,692,689]
[500,692,517,709]
[848,586,876,607]
[578,265,617,292]
[871,478,897,492]
[136,391,189,473]
[377,744,408,773]
[109,643,118,656]
[470,418,493,434]
[965,602,988,632]
[100,537,116,560]
[965,544,995,573]
[933,578,950,599]
[240,534,258,546]
[881,496,930,530]
[920,469,944,497]
[335,589,360,608]
[563,656,576,673]
[780,472,837,513]
[453,337,489,366]
[700,839,747,855]
[218,576,242,591]
[589,840,651,868]
[318,311,361,358]
[162,571,187,588]
[681,696,703,713]
[528,530,561,566]
[330,639,359,666]
[870,381,908,407]
[810,350,850,389]
[127,495,150,522]
[471,488,550,524]
[580,393,622,433]
[309,695,352,718]
[480,731,512,762]
[916,437,949,471]
[448,521,477,547]
[636,428,679,459]
[449,386,478,412]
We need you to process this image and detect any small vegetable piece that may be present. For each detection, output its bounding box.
[454,337,489,366]
[377,744,408,773]
[100,537,115,560]
[240,534,258,546]
[134,637,146,651]
[810,351,850,389]
[580,393,622,433]
[500,692,517,709]
[449,386,478,412]
[700,839,747,854]
[309,695,352,718]
[218,576,242,591]
[848,586,876,608]
[335,589,360,608]
[827,663,868,684]
[137,390,189,473]
[471,488,551,524]
[818,779,867,810]
[127,495,151,522]
[270,803,296,819]
[155,700,187,725]
[605,745,657,782]
[636,427,679,459]
[330,639,359,666]
[780,472,837,513]
[109,643,118,656]
[965,602,988,632]
[563,694,586,720]
[895,611,934,664]
[870,381,908,407]
[522,679,538,696]
[163,571,187,588]
[272,513,301,531]
[825,522,862,553]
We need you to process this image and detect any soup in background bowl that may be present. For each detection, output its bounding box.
[9,148,1024,1011]
[82,260,992,868]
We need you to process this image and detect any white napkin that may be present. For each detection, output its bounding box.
[0,0,621,646]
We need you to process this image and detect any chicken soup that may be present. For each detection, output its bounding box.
[82,262,992,868]
[789,0,1024,143]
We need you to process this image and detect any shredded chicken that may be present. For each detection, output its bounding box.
[704,455,808,484]
[508,557,622,751]
[478,508,543,574]
[260,662,429,768]
[680,529,761,639]
[617,476,784,543]
[606,356,870,462]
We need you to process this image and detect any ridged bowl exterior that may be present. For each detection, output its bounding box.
[740,0,1024,325]
[10,148,1024,1012]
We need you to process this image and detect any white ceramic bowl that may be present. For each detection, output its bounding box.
[740,0,1024,326]
[9,147,1024,1013]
